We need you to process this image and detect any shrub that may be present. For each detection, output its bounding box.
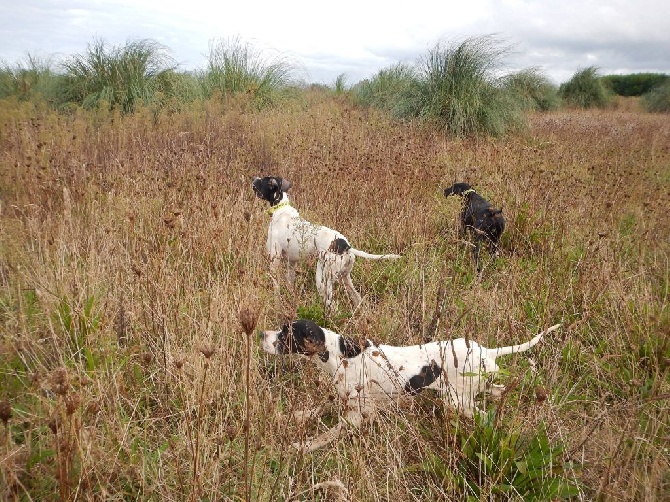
[601,73,669,96]
[641,80,670,112]
[0,54,63,104]
[352,63,418,116]
[559,66,614,109]
[415,36,526,136]
[415,411,582,500]
[355,36,526,137]
[200,37,298,108]
[503,69,561,111]
[60,38,178,113]
[333,73,348,95]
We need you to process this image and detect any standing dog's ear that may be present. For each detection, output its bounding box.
[268,177,292,193]
[280,178,292,192]
[265,177,291,204]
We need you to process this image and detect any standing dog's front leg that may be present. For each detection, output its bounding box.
[286,260,297,286]
[268,246,296,289]
[315,258,335,312]
[487,238,501,259]
[472,233,482,273]
[268,255,283,294]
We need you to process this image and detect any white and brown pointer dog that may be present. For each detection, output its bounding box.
[252,176,401,310]
[260,319,561,452]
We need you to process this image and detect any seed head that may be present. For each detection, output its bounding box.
[51,368,69,396]
[226,426,238,441]
[239,306,258,336]
[65,393,81,416]
[0,400,12,425]
[199,345,215,359]
[48,415,61,434]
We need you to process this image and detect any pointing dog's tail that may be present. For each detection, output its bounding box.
[350,248,402,260]
[492,324,561,358]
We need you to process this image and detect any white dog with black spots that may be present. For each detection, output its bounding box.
[260,319,561,452]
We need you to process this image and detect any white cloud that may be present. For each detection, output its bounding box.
[0,0,668,84]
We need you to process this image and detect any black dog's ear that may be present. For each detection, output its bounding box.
[445,182,472,197]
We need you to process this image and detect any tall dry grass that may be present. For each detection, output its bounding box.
[0,94,668,500]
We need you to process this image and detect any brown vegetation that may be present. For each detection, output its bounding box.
[1,94,668,500]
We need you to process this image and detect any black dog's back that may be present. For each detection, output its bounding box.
[465,195,505,239]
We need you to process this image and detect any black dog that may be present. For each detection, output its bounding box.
[444,183,505,271]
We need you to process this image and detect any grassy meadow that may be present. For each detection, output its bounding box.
[1,93,669,500]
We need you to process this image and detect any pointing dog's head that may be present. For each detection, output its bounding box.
[260,320,329,362]
[252,176,293,206]
[443,182,472,198]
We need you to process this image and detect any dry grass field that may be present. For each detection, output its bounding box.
[1,93,668,500]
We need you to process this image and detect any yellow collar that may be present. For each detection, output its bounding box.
[266,201,291,216]
[462,188,476,196]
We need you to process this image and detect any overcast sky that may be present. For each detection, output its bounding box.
[1,0,668,85]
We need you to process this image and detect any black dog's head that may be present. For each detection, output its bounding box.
[260,320,328,361]
[443,182,473,198]
[252,176,292,206]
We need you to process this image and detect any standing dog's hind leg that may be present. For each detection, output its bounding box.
[341,273,362,310]
[335,255,361,309]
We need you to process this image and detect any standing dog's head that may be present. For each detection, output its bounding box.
[443,182,473,197]
[252,176,293,206]
[260,320,329,362]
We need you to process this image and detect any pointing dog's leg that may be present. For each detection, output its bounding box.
[292,409,364,453]
[487,383,506,399]
[293,406,324,426]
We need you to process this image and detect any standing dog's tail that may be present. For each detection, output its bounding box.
[349,248,401,260]
[491,324,561,358]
